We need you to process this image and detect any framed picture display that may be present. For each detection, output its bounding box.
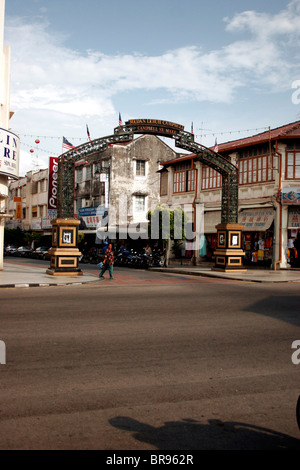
[218,231,226,248]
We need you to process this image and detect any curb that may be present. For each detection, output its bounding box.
[0,279,100,289]
[149,267,300,283]
[149,267,258,282]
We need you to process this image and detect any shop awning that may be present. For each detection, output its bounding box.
[238,208,275,231]
[288,208,300,229]
[204,211,221,233]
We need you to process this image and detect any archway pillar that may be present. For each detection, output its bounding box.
[46,218,82,276]
[212,223,246,272]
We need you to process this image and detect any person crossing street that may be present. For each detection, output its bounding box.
[99,243,114,279]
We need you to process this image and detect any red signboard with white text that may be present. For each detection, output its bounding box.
[48,156,58,217]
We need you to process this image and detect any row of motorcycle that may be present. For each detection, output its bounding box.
[79,247,166,268]
[114,247,166,268]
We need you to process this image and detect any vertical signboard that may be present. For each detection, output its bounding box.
[0,128,20,178]
[14,197,22,219]
[48,156,58,218]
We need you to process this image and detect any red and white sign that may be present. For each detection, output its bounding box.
[48,156,58,217]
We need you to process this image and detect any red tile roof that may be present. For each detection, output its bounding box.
[211,120,300,153]
[161,153,196,166]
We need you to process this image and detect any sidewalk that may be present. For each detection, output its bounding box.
[1,260,300,288]
[0,261,99,288]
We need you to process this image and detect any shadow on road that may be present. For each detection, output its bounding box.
[244,296,300,327]
[109,416,300,450]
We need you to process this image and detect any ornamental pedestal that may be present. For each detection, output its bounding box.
[212,223,246,272]
[46,219,82,276]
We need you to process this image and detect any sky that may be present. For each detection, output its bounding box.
[3,0,300,176]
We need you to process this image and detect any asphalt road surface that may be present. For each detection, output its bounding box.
[0,265,299,451]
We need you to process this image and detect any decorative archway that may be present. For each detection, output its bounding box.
[52,119,245,273]
[57,118,238,224]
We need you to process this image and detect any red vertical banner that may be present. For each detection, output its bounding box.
[48,156,58,217]
[16,202,22,219]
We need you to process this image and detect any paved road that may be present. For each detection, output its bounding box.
[0,268,299,450]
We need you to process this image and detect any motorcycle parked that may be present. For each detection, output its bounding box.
[114,248,131,267]
[148,248,166,267]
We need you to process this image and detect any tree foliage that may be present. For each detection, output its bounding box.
[147,204,187,242]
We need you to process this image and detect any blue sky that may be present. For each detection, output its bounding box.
[3,0,300,175]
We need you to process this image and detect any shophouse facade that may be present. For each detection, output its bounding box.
[6,168,51,232]
[160,120,300,269]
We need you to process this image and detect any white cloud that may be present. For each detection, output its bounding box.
[5,1,300,127]
[225,0,300,38]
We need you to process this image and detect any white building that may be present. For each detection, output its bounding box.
[0,0,20,269]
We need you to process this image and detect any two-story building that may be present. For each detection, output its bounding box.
[6,168,51,231]
[160,120,300,269]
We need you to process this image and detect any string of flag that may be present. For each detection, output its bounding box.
[17,124,270,143]
[20,141,58,156]
[194,126,269,139]
[16,116,271,159]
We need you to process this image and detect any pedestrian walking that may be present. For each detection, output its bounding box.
[294,232,300,267]
[99,243,114,279]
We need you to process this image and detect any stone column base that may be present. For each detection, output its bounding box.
[46,218,82,276]
[213,223,247,272]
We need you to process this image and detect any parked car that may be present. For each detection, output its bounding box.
[5,245,17,256]
[16,246,33,257]
[32,246,50,260]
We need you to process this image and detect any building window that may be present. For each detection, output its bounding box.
[32,206,38,218]
[31,181,38,194]
[238,154,274,185]
[38,205,45,217]
[173,169,196,193]
[286,151,300,179]
[202,166,222,190]
[85,165,92,181]
[160,171,168,196]
[173,171,185,193]
[41,179,47,192]
[135,195,146,212]
[76,167,83,183]
[136,160,146,177]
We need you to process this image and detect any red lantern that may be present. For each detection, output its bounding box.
[35,139,40,144]
[30,149,34,153]
[84,161,88,165]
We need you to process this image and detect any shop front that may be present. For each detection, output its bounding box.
[238,208,275,267]
[287,208,300,267]
[202,211,220,261]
